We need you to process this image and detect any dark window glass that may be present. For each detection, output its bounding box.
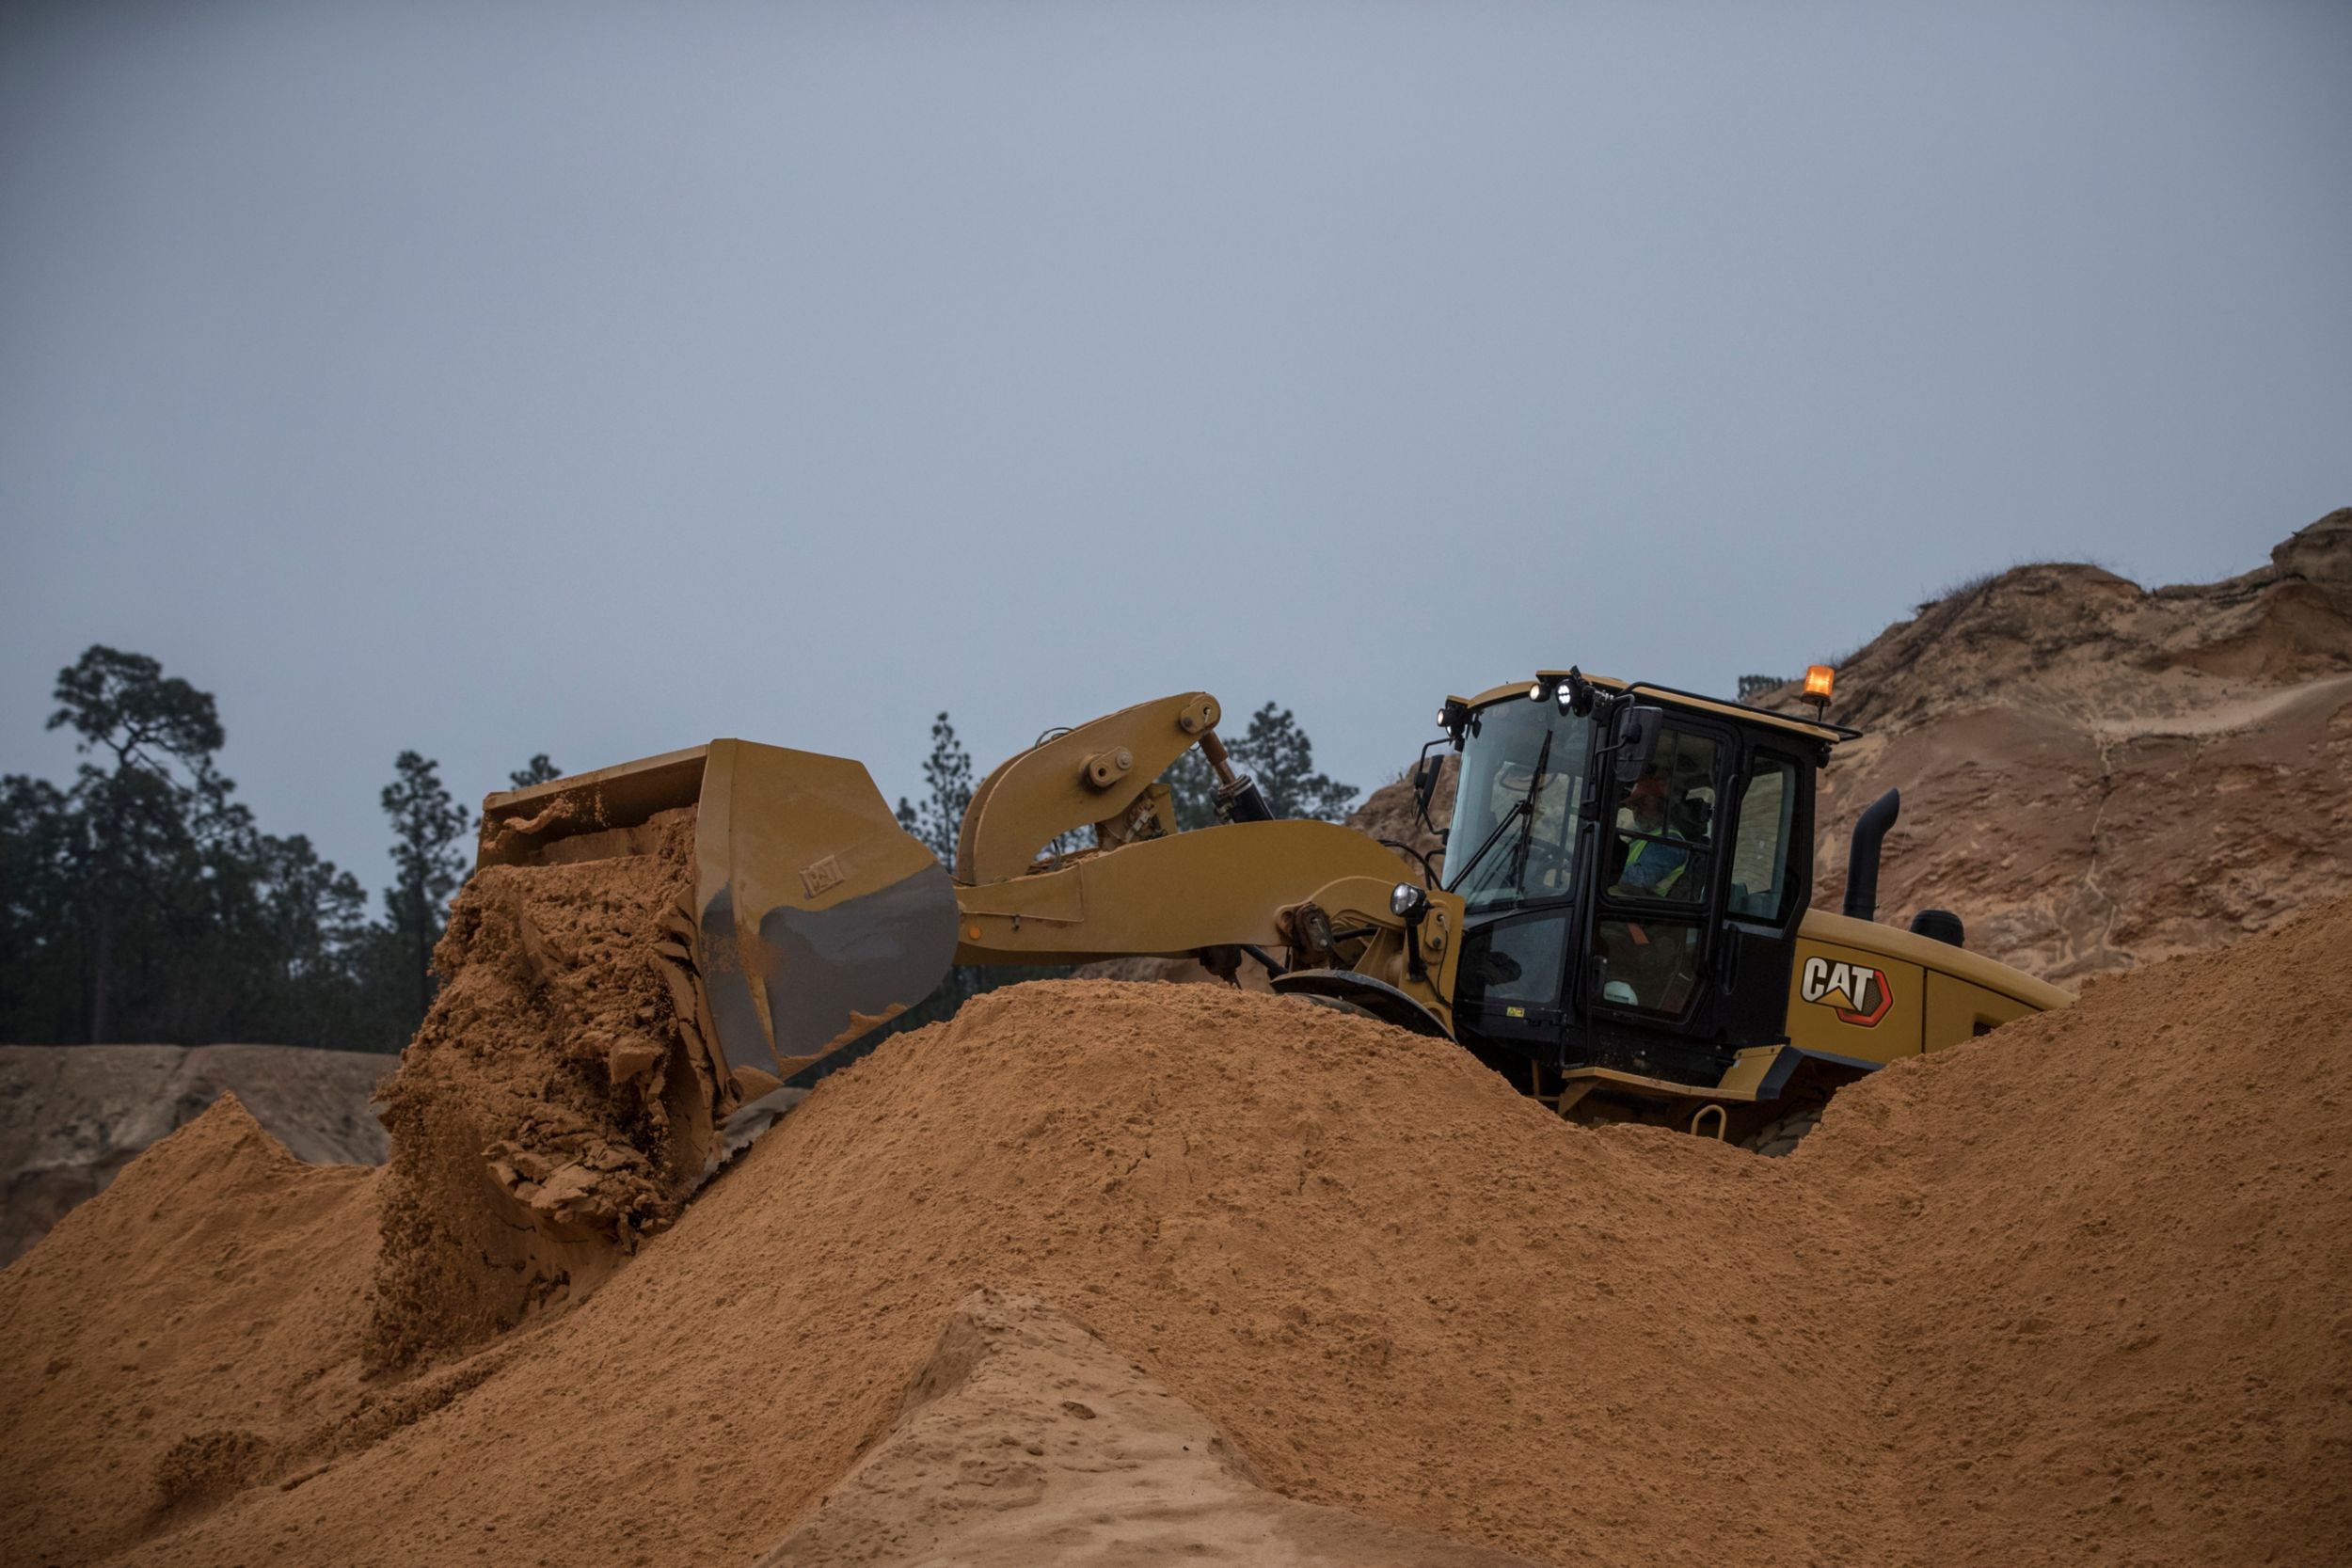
[1592,916,1703,1019]
[1455,911,1570,1011]
[1727,755,1799,922]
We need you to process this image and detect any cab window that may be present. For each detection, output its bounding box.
[1444,700,1593,912]
[1454,911,1571,1013]
[1728,754,1800,923]
[1602,727,1719,906]
[1591,918,1703,1019]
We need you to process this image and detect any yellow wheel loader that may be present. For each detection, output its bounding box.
[477,674,2067,1158]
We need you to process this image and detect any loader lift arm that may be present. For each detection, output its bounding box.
[948,693,1459,1028]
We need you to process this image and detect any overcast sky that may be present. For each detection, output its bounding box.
[3,0,2346,895]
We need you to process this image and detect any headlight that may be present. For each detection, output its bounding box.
[1390,881,1429,919]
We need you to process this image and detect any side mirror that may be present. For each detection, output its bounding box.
[1413,754,1442,814]
[1619,705,1665,775]
[1410,743,1447,833]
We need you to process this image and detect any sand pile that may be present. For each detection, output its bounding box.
[1804,898,2352,1563]
[1775,508,2352,979]
[1346,752,1457,871]
[0,1042,391,1263]
[5,898,2347,1566]
[0,1095,379,1564]
[366,806,715,1369]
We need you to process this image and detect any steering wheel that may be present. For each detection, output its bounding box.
[1516,838,1574,890]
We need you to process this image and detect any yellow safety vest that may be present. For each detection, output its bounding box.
[1624,837,1687,895]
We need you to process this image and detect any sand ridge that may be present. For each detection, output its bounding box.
[1775,509,2352,980]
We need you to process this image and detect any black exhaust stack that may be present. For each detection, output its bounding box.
[1910,909,1965,947]
[1842,788,1900,922]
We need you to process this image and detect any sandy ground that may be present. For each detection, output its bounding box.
[5,893,2348,1568]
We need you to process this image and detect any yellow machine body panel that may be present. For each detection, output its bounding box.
[1784,909,2072,1065]
[1552,917,2071,1127]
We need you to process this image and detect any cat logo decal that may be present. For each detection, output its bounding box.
[1800,957,1893,1027]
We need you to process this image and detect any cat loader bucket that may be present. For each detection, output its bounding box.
[477,740,960,1149]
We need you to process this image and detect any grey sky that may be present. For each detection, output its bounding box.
[4,0,2346,896]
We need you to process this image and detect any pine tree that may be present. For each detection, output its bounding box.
[1153,701,1356,828]
[380,752,469,1025]
[508,753,563,789]
[1229,702,1356,821]
[896,713,974,863]
[5,645,378,1047]
[45,646,226,1040]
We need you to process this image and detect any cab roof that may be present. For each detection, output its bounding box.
[1449,671,1857,745]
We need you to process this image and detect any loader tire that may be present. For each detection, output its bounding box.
[1743,1104,1824,1159]
[1288,991,1387,1026]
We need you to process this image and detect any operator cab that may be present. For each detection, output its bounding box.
[1426,670,1845,1097]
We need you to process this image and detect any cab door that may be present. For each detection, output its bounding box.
[1574,710,1814,1074]
[1711,743,1814,1047]
[1583,714,1730,1046]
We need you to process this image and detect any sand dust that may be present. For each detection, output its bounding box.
[6,890,2347,1567]
[365,805,716,1370]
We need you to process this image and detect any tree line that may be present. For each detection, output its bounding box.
[0,647,554,1052]
[0,646,1357,1053]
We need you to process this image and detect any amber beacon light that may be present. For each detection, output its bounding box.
[1802,664,1836,714]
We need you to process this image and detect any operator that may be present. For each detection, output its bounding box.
[1610,775,1691,899]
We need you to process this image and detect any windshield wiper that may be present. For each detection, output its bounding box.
[1443,798,1527,899]
[1505,729,1553,888]
[1444,729,1553,901]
